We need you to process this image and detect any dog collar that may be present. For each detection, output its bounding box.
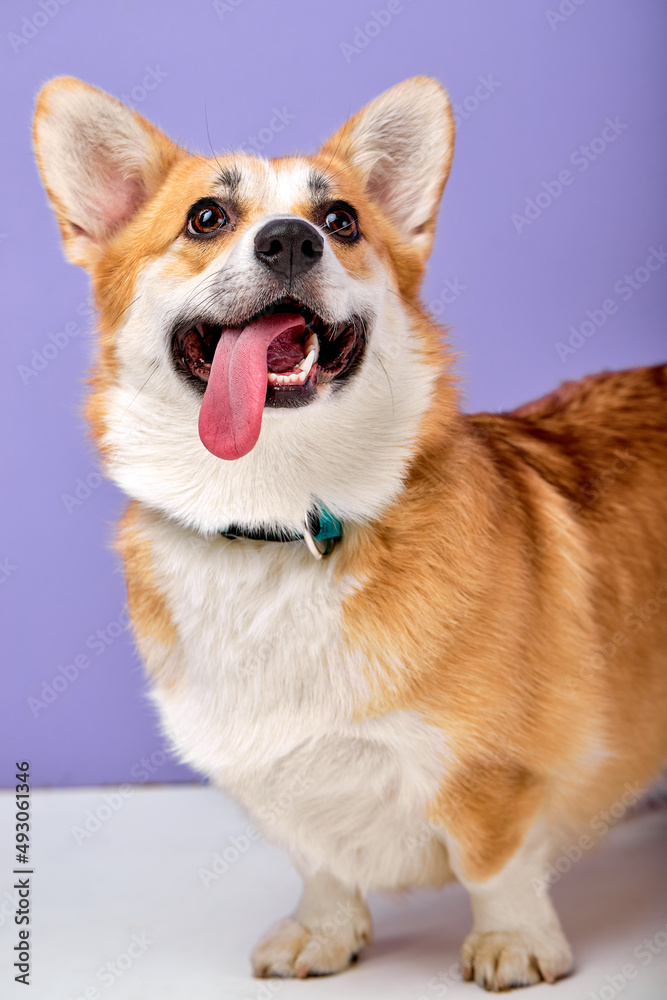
[220,503,342,559]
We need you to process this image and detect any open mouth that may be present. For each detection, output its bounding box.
[172,295,367,407]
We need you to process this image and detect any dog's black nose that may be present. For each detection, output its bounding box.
[254,217,324,280]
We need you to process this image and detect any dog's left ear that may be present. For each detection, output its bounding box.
[320,76,454,260]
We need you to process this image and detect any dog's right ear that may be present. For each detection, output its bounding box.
[33,77,183,268]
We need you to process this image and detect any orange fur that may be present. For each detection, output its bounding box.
[340,363,667,879]
[116,501,178,666]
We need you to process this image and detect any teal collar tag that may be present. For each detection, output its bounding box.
[309,504,342,542]
[303,503,343,559]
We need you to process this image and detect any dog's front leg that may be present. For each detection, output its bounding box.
[447,825,573,992]
[251,869,372,979]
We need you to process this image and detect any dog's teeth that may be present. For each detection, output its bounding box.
[298,349,316,377]
[267,368,308,386]
[267,334,319,388]
[305,333,319,361]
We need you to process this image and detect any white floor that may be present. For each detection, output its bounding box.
[0,786,665,1000]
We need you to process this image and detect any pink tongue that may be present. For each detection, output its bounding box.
[198,313,306,460]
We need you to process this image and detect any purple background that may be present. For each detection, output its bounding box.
[1,0,665,788]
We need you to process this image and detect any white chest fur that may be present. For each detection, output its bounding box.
[135,510,452,890]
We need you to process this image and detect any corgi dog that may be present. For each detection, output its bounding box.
[34,75,667,991]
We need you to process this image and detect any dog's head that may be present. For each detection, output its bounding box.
[34,76,455,534]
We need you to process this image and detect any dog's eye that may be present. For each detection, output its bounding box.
[187,202,228,236]
[323,206,359,241]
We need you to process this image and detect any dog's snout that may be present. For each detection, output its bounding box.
[254,218,324,280]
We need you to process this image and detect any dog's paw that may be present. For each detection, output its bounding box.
[251,908,372,979]
[461,928,573,991]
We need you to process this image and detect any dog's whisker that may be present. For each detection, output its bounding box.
[203,101,226,176]
[121,358,160,415]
